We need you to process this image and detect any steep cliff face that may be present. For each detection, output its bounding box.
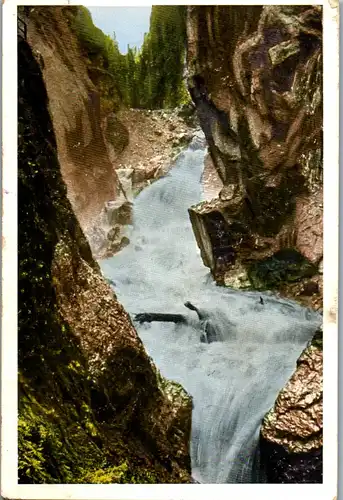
[18,38,192,484]
[23,6,198,261]
[187,6,322,310]
[24,6,131,259]
[186,6,323,483]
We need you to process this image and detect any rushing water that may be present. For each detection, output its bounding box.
[100,138,322,484]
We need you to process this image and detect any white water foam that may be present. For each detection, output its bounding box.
[100,140,322,483]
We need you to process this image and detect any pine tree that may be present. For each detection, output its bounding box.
[71,6,190,111]
[131,5,189,109]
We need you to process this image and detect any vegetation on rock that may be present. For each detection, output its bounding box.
[69,6,128,114]
[247,249,318,290]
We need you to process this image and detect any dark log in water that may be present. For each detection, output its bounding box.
[134,306,219,345]
[184,301,206,320]
[134,312,188,324]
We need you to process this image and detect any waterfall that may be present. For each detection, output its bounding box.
[100,137,322,483]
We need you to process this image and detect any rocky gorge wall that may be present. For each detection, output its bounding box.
[260,326,323,482]
[25,7,124,246]
[187,5,323,311]
[18,37,193,484]
[186,5,323,483]
[24,6,197,260]
[17,4,324,485]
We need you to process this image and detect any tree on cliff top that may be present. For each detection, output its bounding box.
[71,7,129,112]
[71,6,190,111]
[136,5,189,109]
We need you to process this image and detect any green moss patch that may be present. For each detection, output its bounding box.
[248,249,318,290]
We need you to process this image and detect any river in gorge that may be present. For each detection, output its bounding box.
[100,136,322,483]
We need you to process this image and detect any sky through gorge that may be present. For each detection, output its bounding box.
[87,6,152,54]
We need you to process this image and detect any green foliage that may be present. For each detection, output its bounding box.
[70,7,128,113]
[72,7,107,57]
[18,387,103,484]
[80,462,159,484]
[81,463,129,484]
[18,411,51,483]
[18,383,160,484]
[135,6,190,109]
[70,6,190,111]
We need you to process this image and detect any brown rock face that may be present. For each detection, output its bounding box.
[187,6,322,308]
[186,8,323,483]
[260,327,323,482]
[24,7,197,261]
[201,153,224,200]
[25,6,131,258]
[18,37,192,484]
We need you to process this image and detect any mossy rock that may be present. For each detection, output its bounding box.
[248,249,318,290]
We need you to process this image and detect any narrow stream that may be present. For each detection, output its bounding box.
[100,137,322,483]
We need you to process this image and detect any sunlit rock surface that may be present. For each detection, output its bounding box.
[260,327,323,482]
